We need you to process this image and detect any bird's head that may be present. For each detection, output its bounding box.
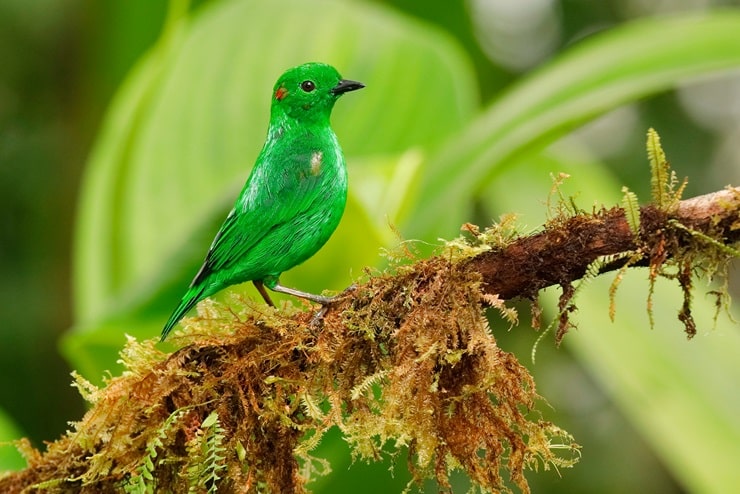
[271,62,364,125]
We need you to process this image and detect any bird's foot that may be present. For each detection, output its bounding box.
[268,282,356,328]
[309,284,357,328]
[310,306,330,328]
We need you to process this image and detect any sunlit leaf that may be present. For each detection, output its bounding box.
[408,11,740,238]
[68,0,477,376]
[0,408,25,472]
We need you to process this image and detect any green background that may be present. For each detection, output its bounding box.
[1,0,738,491]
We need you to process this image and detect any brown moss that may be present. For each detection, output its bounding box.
[2,182,735,493]
[0,255,577,494]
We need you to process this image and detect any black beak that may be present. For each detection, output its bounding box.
[331,79,365,95]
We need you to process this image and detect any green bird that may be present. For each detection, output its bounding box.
[161,62,364,341]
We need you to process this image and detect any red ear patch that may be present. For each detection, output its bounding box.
[275,87,288,101]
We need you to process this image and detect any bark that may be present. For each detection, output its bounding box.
[466,187,739,301]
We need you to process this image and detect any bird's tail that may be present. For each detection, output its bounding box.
[160,285,207,342]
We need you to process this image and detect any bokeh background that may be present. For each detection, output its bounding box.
[1,0,738,492]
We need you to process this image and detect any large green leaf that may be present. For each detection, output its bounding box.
[406,11,740,239]
[71,0,477,341]
[566,276,740,493]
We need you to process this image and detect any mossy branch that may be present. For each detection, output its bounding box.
[468,186,739,306]
[2,185,737,494]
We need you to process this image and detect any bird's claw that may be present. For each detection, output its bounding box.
[310,305,330,328]
[309,284,357,329]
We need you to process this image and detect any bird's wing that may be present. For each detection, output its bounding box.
[189,151,330,288]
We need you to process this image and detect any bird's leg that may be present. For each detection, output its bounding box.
[269,282,357,326]
[270,282,335,304]
[253,280,275,306]
[311,305,331,326]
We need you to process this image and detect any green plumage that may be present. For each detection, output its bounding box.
[161,63,364,341]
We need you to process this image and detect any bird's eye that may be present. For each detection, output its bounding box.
[300,80,316,92]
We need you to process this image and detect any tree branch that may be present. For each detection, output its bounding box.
[467,186,739,301]
[1,187,737,494]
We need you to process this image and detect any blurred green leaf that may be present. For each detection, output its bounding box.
[66,3,740,491]
[564,276,740,493]
[407,11,740,239]
[484,146,740,493]
[0,408,25,472]
[69,0,476,373]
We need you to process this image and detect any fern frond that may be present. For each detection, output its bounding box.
[607,251,644,321]
[70,371,100,404]
[668,219,740,257]
[350,370,389,401]
[672,176,689,208]
[621,186,641,235]
[300,391,326,421]
[647,127,689,212]
[647,265,658,329]
[482,293,519,326]
[187,411,226,494]
[295,429,327,456]
[647,128,670,209]
[122,407,189,493]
